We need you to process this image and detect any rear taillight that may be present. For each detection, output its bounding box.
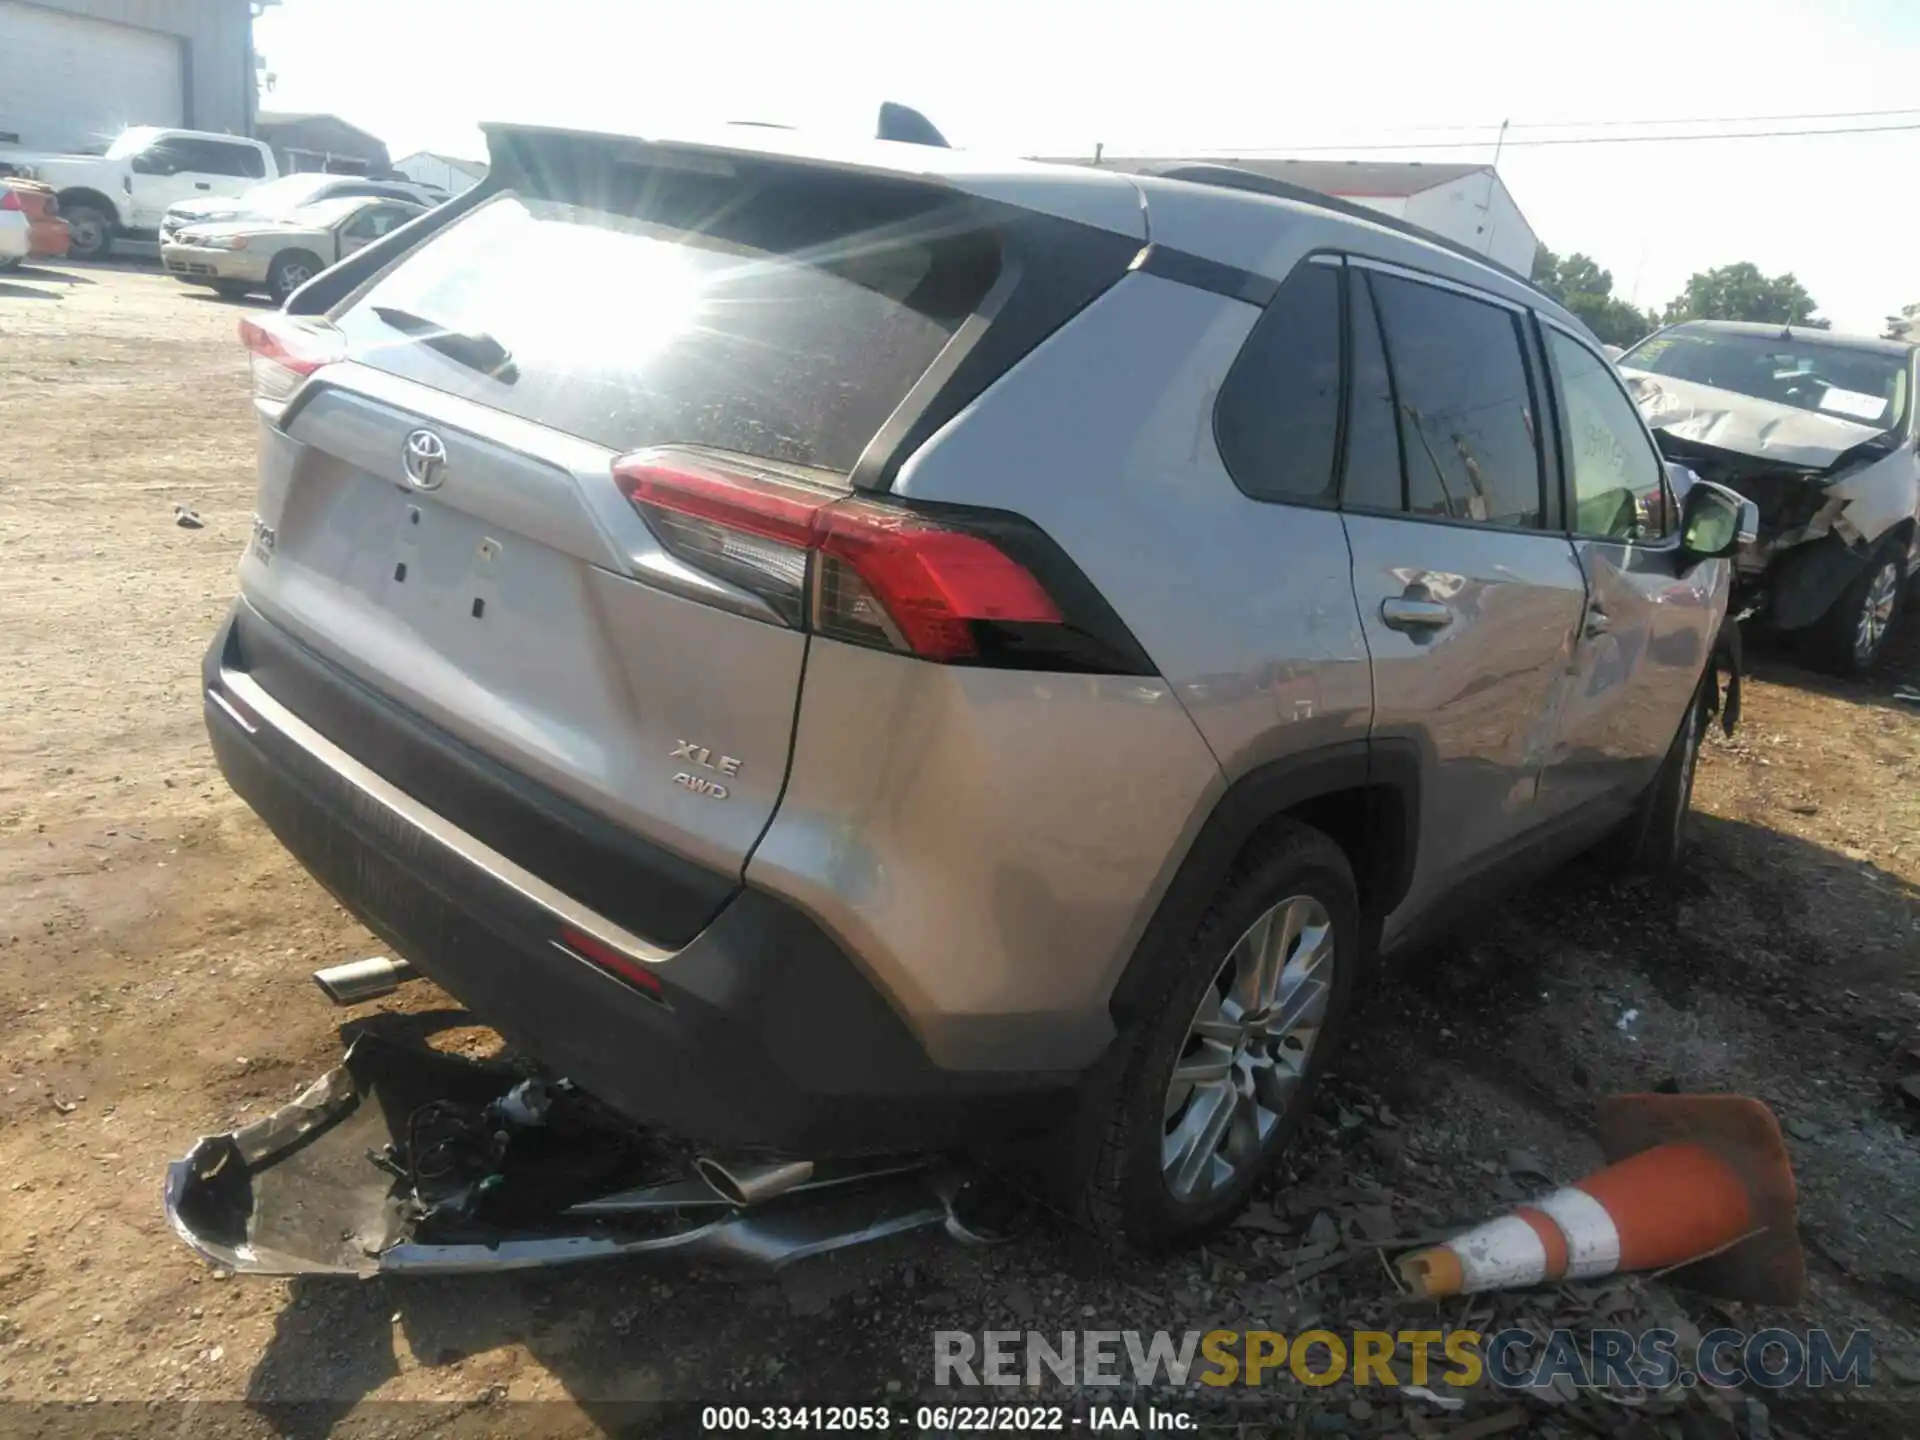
[613,448,1150,674]
[0,190,21,213]
[239,314,344,403]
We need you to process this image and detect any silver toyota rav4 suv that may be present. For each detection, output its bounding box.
[204,124,1751,1251]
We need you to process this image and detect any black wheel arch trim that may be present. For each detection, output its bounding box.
[1106,738,1420,1026]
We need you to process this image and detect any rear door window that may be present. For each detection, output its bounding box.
[334,178,1002,478]
[1368,273,1545,528]
[1339,270,1406,512]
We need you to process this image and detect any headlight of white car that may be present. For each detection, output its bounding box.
[193,234,249,251]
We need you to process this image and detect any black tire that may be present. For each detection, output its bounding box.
[211,280,252,302]
[1615,675,1708,872]
[1074,822,1360,1252]
[60,202,112,261]
[1807,539,1905,676]
[267,250,323,305]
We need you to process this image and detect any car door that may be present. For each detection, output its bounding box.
[1338,262,1589,944]
[129,138,266,228]
[1533,319,1719,820]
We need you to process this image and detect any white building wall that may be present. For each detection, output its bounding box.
[394,153,484,194]
[1344,194,1409,221]
[1401,174,1537,275]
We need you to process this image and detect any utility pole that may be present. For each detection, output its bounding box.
[1482,119,1509,262]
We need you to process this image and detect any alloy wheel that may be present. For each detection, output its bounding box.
[1161,894,1334,1202]
[1854,561,1900,665]
[67,215,105,257]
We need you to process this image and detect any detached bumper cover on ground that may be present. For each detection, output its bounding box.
[163,1034,984,1276]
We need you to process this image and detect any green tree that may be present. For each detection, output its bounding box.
[1531,247,1656,348]
[1661,263,1829,329]
[1566,292,1657,349]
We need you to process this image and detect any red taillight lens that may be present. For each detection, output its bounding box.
[0,189,21,212]
[239,314,345,403]
[613,448,1109,668]
[815,506,1061,661]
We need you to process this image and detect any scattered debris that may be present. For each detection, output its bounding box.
[171,505,204,529]
[1399,1384,1465,1412]
[1503,1148,1553,1185]
[1444,1405,1527,1439]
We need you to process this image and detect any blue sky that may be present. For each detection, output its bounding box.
[256,0,1920,331]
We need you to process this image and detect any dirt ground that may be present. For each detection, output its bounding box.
[2,264,1918,1439]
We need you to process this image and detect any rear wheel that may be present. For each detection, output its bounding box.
[1809,542,1904,676]
[60,203,111,261]
[1076,823,1359,1251]
[268,251,321,305]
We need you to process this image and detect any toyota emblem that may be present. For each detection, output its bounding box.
[402,429,448,491]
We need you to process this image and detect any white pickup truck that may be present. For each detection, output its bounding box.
[0,126,279,260]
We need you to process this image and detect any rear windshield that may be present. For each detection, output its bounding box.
[333,163,1002,476]
[1623,328,1911,434]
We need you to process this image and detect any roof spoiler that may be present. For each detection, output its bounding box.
[1136,161,1553,304]
[876,103,949,148]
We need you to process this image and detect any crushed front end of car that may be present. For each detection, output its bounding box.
[1622,368,1916,634]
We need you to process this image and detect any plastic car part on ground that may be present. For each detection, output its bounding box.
[164,1032,1010,1276]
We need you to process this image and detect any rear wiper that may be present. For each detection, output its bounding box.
[371,305,518,382]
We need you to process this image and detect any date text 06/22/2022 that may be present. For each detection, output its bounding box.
[700,1405,1193,1431]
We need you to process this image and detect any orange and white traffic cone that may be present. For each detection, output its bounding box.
[1396,1094,1804,1306]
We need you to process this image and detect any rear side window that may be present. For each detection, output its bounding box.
[1369,273,1544,528]
[1214,262,1343,503]
[334,170,1002,477]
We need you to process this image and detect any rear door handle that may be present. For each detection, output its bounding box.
[1381,597,1454,632]
[195,182,211,190]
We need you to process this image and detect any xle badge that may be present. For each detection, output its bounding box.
[671,740,741,800]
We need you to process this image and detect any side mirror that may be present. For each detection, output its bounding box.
[1679,479,1757,563]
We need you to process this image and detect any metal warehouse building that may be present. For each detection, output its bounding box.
[0,0,259,152]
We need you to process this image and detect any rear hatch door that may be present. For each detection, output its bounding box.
[238,131,1062,945]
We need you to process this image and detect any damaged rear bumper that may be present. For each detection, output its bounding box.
[163,1034,990,1276]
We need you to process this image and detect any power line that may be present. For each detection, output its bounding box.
[1348,106,1920,136]
[1194,120,1920,154]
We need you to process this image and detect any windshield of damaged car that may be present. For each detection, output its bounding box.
[1623,331,1909,432]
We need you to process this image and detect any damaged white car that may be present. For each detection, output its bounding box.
[1619,320,1916,674]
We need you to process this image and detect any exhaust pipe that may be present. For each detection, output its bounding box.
[312,956,419,1006]
[696,1157,815,1206]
